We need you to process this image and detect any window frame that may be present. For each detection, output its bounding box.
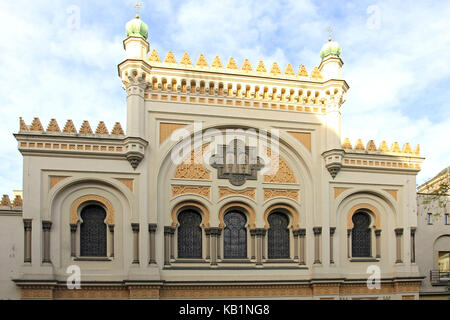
[74,201,113,261]
[176,208,204,260]
[222,210,249,260]
[266,211,291,260]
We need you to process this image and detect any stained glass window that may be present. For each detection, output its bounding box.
[223,211,247,258]
[177,210,203,258]
[268,212,290,259]
[80,204,107,257]
[351,211,371,257]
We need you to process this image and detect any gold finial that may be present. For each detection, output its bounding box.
[327,26,332,41]
[135,2,142,19]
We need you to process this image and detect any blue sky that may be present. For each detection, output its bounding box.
[1,0,449,195]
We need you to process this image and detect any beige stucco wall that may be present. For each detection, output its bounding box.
[416,193,450,297]
[1,37,426,299]
[0,212,23,299]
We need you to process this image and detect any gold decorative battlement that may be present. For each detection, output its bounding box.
[342,138,420,156]
[19,118,125,136]
[148,49,323,81]
[323,138,424,178]
[15,118,128,158]
[119,49,348,115]
[0,192,23,209]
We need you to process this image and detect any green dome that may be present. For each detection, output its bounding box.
[126,18,148,40]
[320,40,341,60]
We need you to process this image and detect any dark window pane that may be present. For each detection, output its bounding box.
[351,211,371,257]
[177,210,202,258]
[268,212,290,259]
[223,211,247,258]
[80,205,107,257]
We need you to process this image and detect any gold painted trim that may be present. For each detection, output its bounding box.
[383,189,398,201]
[218,202,256,228]
[288,131,311,152]
[347,204,381,229]
[70,195,114,225]
[171,201,210,228]
[218,187,255,200]
[159,122,187,145]
[263,188,299,201]
[264,203,299,229]
[18,280,420,299]
[115,178,134,192]
[334,187,349,199]
[172,185,210,199]
[49,176,69,190]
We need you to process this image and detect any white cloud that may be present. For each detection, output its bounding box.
[0,0,449,195]
[0,1,127,193]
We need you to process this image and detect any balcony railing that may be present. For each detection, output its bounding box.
[430,270,450,286]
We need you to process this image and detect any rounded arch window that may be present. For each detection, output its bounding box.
[268,212,290,259]
[177,209,203,258]
[351,211,372,257]
[223,210,247,259]
[80,204,107,257]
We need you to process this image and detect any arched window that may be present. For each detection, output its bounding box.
[177,209,202,258]
[268,212,290,259]
[351,211,372,257]
[223,211,247,258]
[80,204,107,257]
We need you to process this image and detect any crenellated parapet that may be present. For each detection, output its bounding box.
[127,49,349,115]
[0,192,23,214]
[149,50,323,80]
[19,117,125,136]
[322,138,424,179]
[342,138,420,156]
[14,118,137,165]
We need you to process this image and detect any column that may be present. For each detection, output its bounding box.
[148,224,157,264]
[169,227,175,260]
[347,229,352,258]
[298,229,306,265]
[293,230,300,260]
[255,228,266,266]
[262,229,266,260]
[313,227,322,264]
[205,228,211,260]
[209,228,220,266]
[42,221,52,263]
[217,229,222,260]
[410,227,416,263]
[375,229,381,259]
[23,219,32,263]
[108,225,115,258]
[131,223,140,264]
[329,227,336,264]
[164,226,172,266]
[70,224,77,257]
[395,228,403,263]
[250,229,257,260]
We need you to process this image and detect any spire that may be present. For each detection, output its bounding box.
[125,3,149,40]
[135,2,142,19]
[319,27,341,61]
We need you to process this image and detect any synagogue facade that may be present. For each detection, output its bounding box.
[0,13,426,299]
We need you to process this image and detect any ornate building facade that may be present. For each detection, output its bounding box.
[416,167,450,299]
[0,14,427,299]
